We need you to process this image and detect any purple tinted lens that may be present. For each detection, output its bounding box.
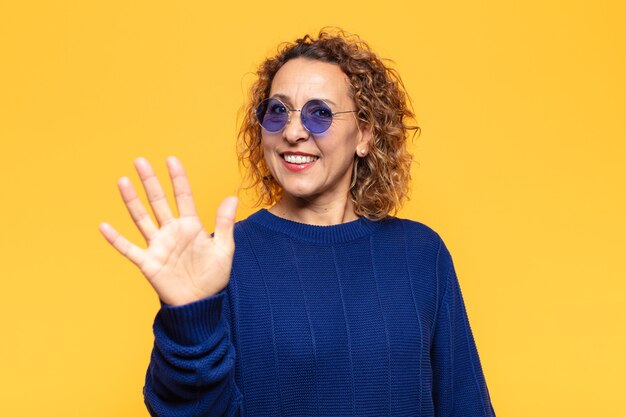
[301,100,333,134]
[256,98,288,132]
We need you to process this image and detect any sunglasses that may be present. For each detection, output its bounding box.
[256,98,357,134]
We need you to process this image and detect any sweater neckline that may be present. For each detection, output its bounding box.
[246,209,383,244]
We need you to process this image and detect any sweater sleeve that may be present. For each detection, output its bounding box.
[143,292,242,417]
[431,239,496,417]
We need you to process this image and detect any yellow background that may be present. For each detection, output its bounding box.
[1,0,625,416]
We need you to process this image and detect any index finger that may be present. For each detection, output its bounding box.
[166,156,197,218]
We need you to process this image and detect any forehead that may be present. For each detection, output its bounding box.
[269,58,352,101]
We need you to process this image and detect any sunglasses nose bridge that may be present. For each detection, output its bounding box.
[282,108,310,140]
[284,108,305,130]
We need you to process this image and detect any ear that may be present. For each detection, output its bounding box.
[355,123,373,157]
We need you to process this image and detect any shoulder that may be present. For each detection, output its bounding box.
[232,213,257,239]
[379,216,453,272]
[385,216,440,241]
[232,210,275,240]
[378,216,443,250]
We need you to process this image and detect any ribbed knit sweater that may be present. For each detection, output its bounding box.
[144,209,496,417]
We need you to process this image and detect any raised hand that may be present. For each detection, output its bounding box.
[99,156,238,306]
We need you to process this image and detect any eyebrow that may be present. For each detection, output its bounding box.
[270,93,337,107]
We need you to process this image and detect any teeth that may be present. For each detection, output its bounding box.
[283,154,318,164]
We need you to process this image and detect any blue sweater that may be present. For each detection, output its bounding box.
[144,209,496,416]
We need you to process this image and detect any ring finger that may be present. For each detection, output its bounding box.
[118,176,159,241]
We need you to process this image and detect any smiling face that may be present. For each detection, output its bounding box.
[261,57,370,208]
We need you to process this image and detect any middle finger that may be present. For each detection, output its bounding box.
[134,157,174,226]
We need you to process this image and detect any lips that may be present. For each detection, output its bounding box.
[280,152,319,172]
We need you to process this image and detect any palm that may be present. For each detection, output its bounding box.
[100,157,238,306]
[142,217,232,305]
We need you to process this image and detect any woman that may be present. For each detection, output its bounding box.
[100,29,496,416]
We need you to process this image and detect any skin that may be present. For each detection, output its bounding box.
[99,157,238,306]
[264,58,371,226]
[99,58,370,306]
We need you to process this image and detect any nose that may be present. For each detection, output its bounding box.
[282,110,310,143]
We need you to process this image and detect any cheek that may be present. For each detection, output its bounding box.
[321,130,359,161]
[260,138,279,172]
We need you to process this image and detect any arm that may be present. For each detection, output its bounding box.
[99,157,241,416]
[144,293,242,417]
[431,239,496,417]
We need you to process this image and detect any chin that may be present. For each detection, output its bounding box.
[281,185,320,201]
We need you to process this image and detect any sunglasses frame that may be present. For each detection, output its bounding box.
[256,97,358,134]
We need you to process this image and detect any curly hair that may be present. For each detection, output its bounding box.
[237,28,419,220]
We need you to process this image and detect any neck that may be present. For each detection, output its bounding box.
[269,194,358,226]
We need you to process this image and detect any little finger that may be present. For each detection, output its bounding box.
[99,222,147,268]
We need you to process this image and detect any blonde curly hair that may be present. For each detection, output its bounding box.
[238,28,419,220]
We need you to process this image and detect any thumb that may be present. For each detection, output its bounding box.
[213,196,238,249]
